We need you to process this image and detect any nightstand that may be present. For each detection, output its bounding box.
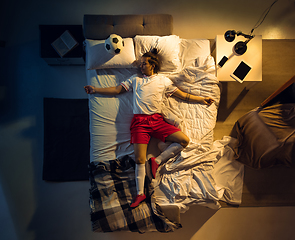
[40,25,85,66]
[215,35,262,86]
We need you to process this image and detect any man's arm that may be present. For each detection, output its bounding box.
[172,89,214,106]
[84,85,126,95]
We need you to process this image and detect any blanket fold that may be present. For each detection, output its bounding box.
[89,155,182,233]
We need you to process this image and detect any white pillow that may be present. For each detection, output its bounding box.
[133,35,181,73]
[85,38,136,70]
[179,39,211,68]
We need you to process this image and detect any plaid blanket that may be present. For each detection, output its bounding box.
[89,155,181,233]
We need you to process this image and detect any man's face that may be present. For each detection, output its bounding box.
[140,57,154,76]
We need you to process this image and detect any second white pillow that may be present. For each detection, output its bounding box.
[133,35,181,73]
[85,38,136,70]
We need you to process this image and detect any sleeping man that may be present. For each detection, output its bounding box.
[84,48,214,208]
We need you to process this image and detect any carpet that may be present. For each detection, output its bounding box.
[43,98,90,181]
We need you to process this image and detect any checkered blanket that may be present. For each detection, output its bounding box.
[89,155,181,233]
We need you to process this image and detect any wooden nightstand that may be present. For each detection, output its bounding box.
[215,35,262,86]
[40,25,85,66]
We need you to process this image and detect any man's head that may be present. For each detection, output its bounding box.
[140,49,160,76]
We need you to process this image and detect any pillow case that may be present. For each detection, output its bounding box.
[179,39,211,68]
[133,35,181,73]
[85,38,136,70]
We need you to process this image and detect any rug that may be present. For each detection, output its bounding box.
[43,98,90,181]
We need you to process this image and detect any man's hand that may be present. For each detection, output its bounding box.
[202,97,214,106]
[172,89,215,105]
[84,85,96,94]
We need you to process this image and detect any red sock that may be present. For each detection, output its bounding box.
[150,157,159,179]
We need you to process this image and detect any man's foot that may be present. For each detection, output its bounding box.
[150,157,159,179]
[130,194,146,208]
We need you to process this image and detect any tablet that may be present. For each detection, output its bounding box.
[230,61,251,83]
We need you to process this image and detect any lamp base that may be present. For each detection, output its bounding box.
[234,41,247,55]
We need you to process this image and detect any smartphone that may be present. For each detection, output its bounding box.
[230,61,251,83]
[218,56,228,67]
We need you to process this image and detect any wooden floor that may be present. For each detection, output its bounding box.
[212,39,295,207]
[213,39,295,140]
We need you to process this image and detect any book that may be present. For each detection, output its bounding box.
[51,30,79,57]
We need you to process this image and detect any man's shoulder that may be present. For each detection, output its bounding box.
[156,74,174,85]
[122,74,140,84]
[129,73,143,80]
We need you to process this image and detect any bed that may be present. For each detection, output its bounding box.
[83,14,244,233]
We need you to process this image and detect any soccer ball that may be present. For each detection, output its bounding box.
[105,34,124,55]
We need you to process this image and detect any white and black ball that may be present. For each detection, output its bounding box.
[105,34,124,55]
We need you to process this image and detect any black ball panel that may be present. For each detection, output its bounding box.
[113,38,119,44]
[114,48,121,54]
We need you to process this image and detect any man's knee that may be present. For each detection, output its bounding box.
[180,136,190,148]
[135,156,146,165]
[165,131,190,148]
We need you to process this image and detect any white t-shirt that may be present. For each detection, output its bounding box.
[120,74,178,115]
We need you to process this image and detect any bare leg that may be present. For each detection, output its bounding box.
[165,131,189,148]
[134,143,148,165]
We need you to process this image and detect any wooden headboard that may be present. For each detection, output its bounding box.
[83,14,173,40]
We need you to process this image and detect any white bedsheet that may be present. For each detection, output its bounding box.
[86,39,244,211]
[152,136,244,213]
[87,68,136,162]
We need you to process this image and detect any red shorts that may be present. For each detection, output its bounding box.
[130,113,181,144]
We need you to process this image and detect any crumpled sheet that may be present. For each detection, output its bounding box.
[152,136,244,215]
[151,57,244,216]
